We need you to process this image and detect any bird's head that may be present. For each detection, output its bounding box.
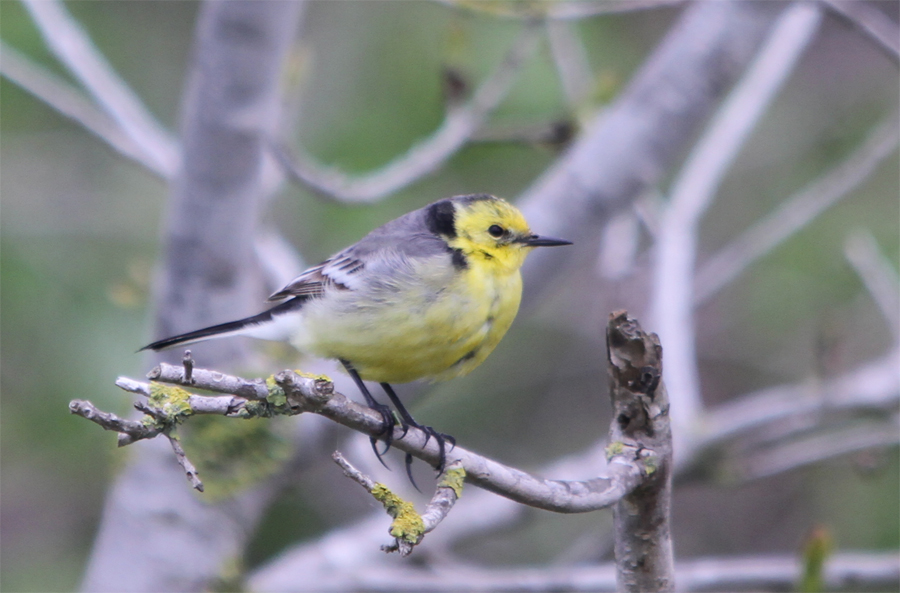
[427,194,572,273]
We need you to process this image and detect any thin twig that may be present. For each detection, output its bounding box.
[844,229,900,341]
[694,113,900,306]
[277,22,541,202]
[420,460,464,535]
[22,0,178,175]
[652,3,822,447]
[166,433,204,492]
[0,41,172,179]
[332,450,377,491]
[69,399,161,442]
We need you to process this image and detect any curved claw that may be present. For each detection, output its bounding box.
[417,425,449,474]
[369,436,391,470]
[369,403,395,467]
[404,453,421,493]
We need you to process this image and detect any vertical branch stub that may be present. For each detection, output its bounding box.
[606,310,675,593]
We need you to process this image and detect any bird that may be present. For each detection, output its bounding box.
[142,194,572,481]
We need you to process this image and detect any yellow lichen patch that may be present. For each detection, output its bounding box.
[604,441,625,460]
[371,483,425,544]
[293,370,332,382]
[641,452,659,476]
[148,383,193,424]
[438,466,466,499]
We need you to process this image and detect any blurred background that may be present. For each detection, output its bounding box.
[1,1,897,591]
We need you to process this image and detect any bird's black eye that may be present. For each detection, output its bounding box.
[488,224,504,238]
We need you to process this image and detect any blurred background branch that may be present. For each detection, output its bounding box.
[21,0,178,175]
[276,20,541,203]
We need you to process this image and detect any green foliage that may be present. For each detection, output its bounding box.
[180,415,292,502]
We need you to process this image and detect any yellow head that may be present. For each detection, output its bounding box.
[433,195,571,273]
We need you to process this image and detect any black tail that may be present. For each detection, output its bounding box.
[140,297,307,352]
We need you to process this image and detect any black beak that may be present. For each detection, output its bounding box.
[520,234,573,247]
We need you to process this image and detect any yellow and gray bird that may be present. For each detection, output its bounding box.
[143,194,571,476]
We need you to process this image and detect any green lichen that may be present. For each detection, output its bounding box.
[605,441,625,460]
[372,483,425,544]
[180,415,291,501]
[146,383,194,427]
[438,466,466,499]
[265,376,288,408]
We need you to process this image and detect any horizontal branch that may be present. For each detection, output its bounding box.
[734,418,900,481]
[437,0,685,20]
[77,360,655,514]
[248,551,899,592]
[696,348,900,451]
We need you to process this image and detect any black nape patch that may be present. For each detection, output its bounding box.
[425,200,457,238]
[450,248,468,270]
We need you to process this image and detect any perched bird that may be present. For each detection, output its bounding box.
[143,194,571,479]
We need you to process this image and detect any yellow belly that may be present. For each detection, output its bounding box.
[298,263,522,384]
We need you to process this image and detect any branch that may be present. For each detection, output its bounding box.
[678,347,900,479]
[76,311,670,570]
[694,112,900,306]
[249,551,899,592]
[822,0,900,65]
[844,229,900,341]
[546,19,593,110]
[94,362,647,514]
[0,41,173,178]
[517,0,782,299]
[606,311,674,593]
[81,4,307,592]
[277,22,541,202]
[21,0,178,176]
[652,2,822,446]
[436,0,685,20]
[246,340,896,588]
[733,418,900,481]
[332,452,464,556]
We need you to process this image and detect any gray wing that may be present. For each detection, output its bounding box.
[267,207,452,302]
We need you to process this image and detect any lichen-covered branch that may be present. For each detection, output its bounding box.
[76,361,652,516]
[332,451,465,556]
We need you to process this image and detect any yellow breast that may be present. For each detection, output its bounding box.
[299,260,523,384]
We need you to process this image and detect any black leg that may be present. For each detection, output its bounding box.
[380,383,454,477]
[341,360,394,469]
